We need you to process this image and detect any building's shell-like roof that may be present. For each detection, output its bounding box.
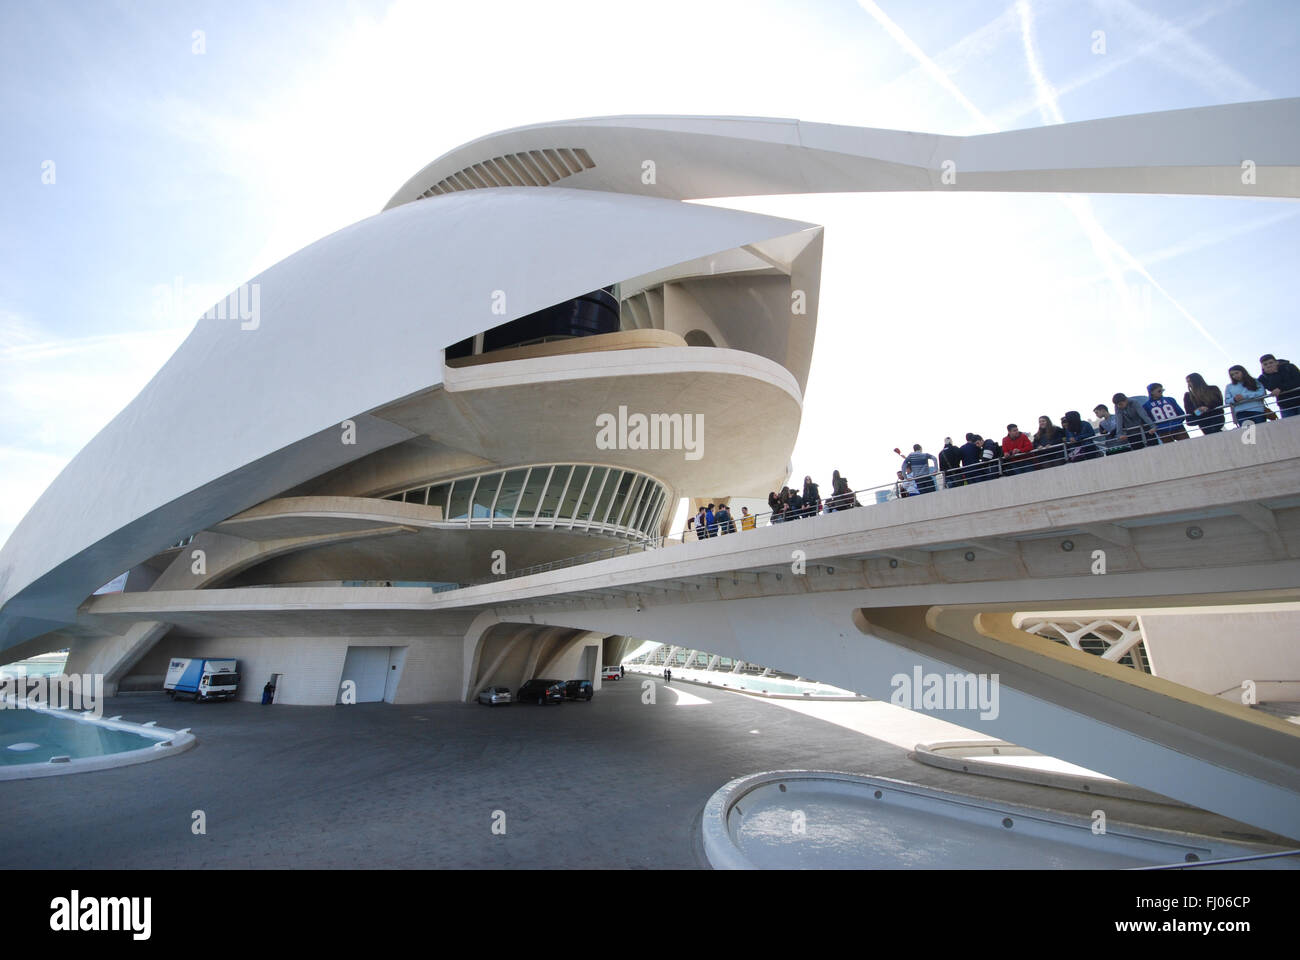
[0,187,816,652]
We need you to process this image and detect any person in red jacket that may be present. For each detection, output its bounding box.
[1001,423,1033,475]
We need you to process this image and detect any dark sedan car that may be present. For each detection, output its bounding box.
[564,680,593,701]
[517,678,565,704]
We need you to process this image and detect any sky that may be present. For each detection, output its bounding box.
[1,0,1298,549]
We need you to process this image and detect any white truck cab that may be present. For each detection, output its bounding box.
[164,658,240,701]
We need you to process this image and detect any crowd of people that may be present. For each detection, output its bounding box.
[892,354,1299,495]
[681,352,1298,535]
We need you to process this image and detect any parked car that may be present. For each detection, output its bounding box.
[564,680,593,701]
[601,666,621,680]
[516,679,565,704]
[477,686,512,706]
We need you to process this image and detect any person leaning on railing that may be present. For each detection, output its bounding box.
[1259,354,1300,419]
[1225,365,1270,426]
[1031,417,1064,469]
[1093,404,1122,453]
[1061,411,1100,461]
[827,470,859,510]
[1183,372,1225,435]
[1001,424,1033,475]
[1141,383,1190,443]
[1111,393,1156,451]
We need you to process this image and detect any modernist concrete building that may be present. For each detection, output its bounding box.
[2,100,1300,835]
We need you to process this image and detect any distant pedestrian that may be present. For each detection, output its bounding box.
[740,506,756,530]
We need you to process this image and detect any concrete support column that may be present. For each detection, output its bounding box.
[63,621,171,696]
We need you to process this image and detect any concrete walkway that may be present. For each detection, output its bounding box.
[1,679,1288,868]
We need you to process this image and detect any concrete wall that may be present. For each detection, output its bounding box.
[1141,611,1300,701]
[127,633,466,706]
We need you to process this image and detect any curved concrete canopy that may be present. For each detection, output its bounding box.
[386,99,1300,208]
[0,188,817,653]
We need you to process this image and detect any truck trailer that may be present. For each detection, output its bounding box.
[163,658,240,702]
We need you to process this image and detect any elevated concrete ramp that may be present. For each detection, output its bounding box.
[860,606,1300,842]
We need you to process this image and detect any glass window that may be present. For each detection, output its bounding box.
[516,467,549,522]
[625,480,650,532]
[404,488,427,505]
[559,467,590,521]
[427,484,450,516]
[621,476,652,528]
[595,470,623,525]
[494,469,527,519]
[639,486,664,534]
[606,472,637,527]
[386,494,403,501]
[537,466,571,521]
[472,472,502,519]
[578,468,608,523]
[448,480,472,521]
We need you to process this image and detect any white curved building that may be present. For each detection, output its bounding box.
[3,100,1298,707]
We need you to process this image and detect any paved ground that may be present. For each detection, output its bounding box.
[1,678,1288,868]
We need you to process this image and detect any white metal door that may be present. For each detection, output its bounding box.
[383,647,407,702]
[339,646,389,703]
